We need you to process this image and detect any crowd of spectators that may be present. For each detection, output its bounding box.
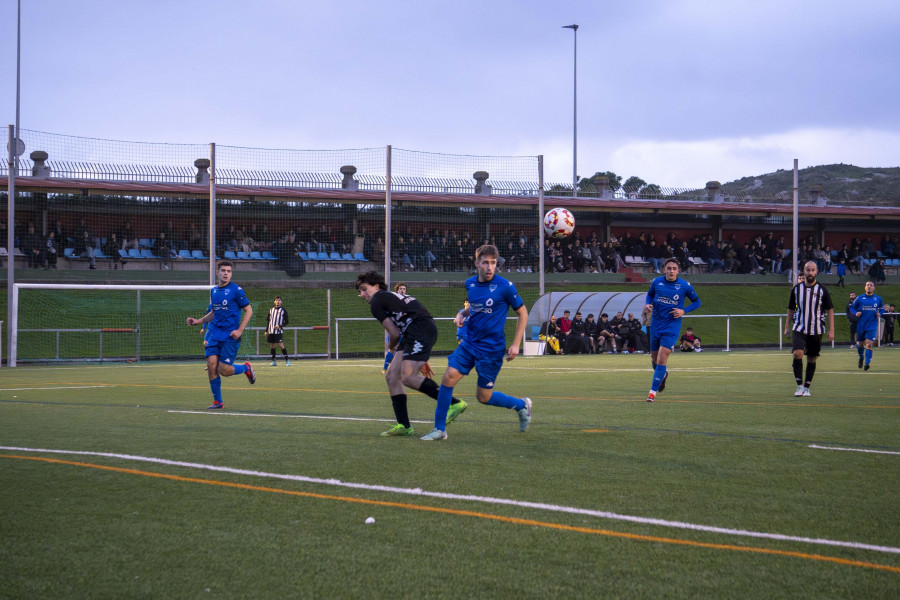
[541,309,649,355]
[4,217,899,278]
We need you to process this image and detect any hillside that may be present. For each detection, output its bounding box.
[718,164,900,201]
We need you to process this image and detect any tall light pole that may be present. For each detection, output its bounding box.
[562,24,578,197]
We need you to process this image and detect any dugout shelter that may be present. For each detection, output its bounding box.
[524,291,647,355]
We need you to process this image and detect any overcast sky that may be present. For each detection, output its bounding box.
[2,0,899,188]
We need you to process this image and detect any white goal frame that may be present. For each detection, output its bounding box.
[9,283,212,367]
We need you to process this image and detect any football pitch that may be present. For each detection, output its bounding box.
[1,350,898,599]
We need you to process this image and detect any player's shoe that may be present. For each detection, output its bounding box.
[858,358,864,369]
[647,390,656,403]
[420,428,448,441]
[207,402,224,410]
[380,424,414,437]
[517,397,532,432]
[794,385,804,397]
[801,387,811,397]
[864,363,870,371]
[446,400,468,424]
[270,360,277,367]
[658,372,668,393]
[244,362,256,384]
[285,359,291,366]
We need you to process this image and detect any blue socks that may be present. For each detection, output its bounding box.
[486,390,525,411]
[858,345,865,360]
[651,364,667,392]
[232,363,247,375]
[865,348,873,364]
[435,384,454,431]
[209,377,222,403]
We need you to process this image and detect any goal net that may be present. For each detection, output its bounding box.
[11,284,215,365]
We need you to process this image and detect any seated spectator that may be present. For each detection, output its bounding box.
[868,258,886,283]
[565,311,589,354]
[43,231,58,269]
[584,314,598,353]
[119,221,139,250]
[540,315,561,355]
[75,229,97,269]
[646,240,664,274]
[22,224,42,268]
[104,233,123,269]
[700,240,725,273]
[595,313,620,353]
[679,327,702,352]
[557,310,572,350]
[623,312,648,353]
[154,232,173,270]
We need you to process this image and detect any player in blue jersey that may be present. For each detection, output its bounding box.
[455,297,470,344]
[422,244,532,441]
[644,257,702,402]
[851,281,885,371]
[186,261,256,409]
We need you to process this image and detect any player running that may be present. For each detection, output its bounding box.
[186,260,256,409]
[644,257,702,402]
[356,271,467,437]
[851,281,885,371]
[784,261,835,396]
[423,244,531,441]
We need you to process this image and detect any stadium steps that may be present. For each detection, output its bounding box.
[622,266,647,283]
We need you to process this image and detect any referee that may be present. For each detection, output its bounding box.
[267,296,291,366]
[784,261,835,397]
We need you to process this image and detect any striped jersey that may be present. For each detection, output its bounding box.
[788,281,833,335]
[266,306,289,335]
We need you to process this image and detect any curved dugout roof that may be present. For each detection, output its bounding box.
[527,291,647,340]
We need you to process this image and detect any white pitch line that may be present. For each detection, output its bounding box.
[0,386,113,391]
[809,444,900,456]
[1,445,897,556]
[169,410,431,424]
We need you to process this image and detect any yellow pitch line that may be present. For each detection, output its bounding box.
[3,454,898,575]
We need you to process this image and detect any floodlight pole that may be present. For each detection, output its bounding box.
[563,24,578,197]
[792,159,798,285]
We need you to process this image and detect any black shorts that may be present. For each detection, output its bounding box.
[399,319,438,362]
[267,333,283,344]
[792,331,822,357]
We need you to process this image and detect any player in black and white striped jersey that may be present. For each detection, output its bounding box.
[267,296,291,366]
[784,261,835,397]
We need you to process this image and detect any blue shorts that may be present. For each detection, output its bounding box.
[858,328,878,342]
[448,343,504,390]
[205,338,242,365]
[650,328,679,352]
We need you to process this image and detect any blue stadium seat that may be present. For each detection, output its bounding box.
[191,250,207,260]
[128,249,144,259]
[236,251,251,260]
[249,251,264,259]
[118,249,129,260]
[178,249,193,259]
[329,252,342,260]
[224,251,238,260]
[139,238,153,248]
[63,247,76,258]
[341,253,354,260]
[298,251,310,260]
[353,252,368,261]
[94,248,108,259]
[261,251,277,260]
[317,252,333,260]
[140,249,158,259]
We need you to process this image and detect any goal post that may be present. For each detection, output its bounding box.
[10,283,212,367]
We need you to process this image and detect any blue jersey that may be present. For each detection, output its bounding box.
[850,294,884,332]
[645,276,701,333]
[456,312,469,341]
[206,282,250,342]
[461,274,524,355]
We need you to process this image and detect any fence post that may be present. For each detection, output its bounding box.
[327,289,332,359]
[725,316,731,352]
[778,317,783,351]
[334,318,339,360]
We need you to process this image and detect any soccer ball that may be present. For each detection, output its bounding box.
[543,208,575,239]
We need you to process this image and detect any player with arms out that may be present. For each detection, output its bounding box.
[851,281,885,371]
[267,296,291,366]
[423,244,532,441]
[784,261,834,396]
[186,261,256,409]
[356,271,467,437]
[644,257,702,402]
